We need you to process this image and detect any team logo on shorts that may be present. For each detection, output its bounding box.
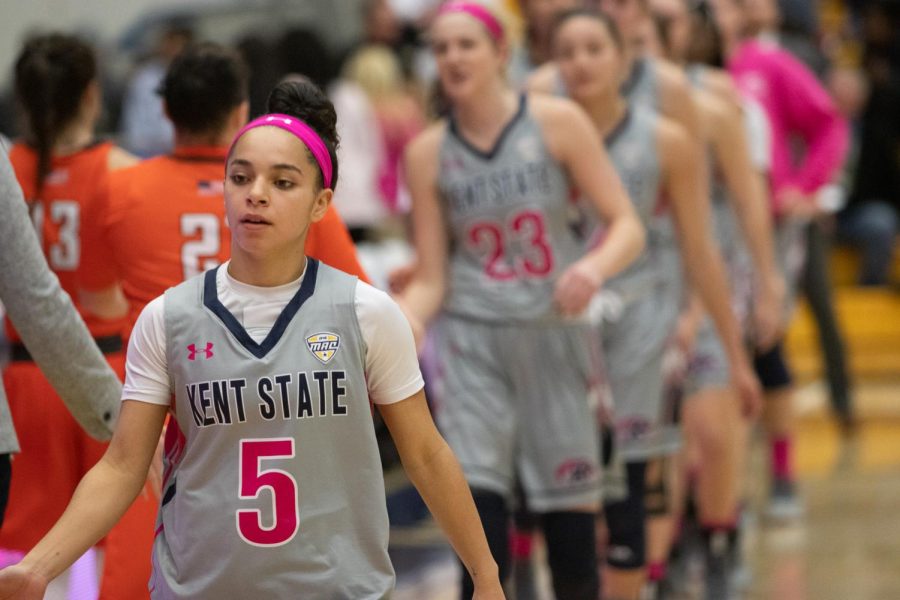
[555,458,597,485]
[306,332,340,364]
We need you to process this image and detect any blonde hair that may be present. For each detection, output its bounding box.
[342,45,403,101]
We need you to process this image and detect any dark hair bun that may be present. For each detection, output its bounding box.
[266,79,339,190]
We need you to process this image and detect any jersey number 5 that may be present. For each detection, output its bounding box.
[467,210,554,280]
[181,214,221,279]
[237,438,299,547]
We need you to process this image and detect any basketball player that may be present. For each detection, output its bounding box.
[397,4,646,599]
[0,149,123,523]
[550,9,762,598]
[640,0,789,594]
[80,42,373,599]
[0,33,153,600]
[85,42,370,330]
[0,79,505,600]
[723,0,849,523]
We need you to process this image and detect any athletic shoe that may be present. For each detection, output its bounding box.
[765,479,805,522]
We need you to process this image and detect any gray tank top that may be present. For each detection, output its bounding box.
[155,260,393,599]
[578,106,664,300]
[622,57,661,112]
[684,63,749,269]
[438,94,583,323]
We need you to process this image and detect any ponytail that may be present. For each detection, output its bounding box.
[14,34,97,197]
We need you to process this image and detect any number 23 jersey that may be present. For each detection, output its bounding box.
[7,142,123,338]
[438,94,584,324]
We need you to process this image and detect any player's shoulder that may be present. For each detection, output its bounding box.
[527,91,585,128]
[524,61,560,95]
[134,292,167,334]
[701,67,743,108]
[353,279,403,319]
[653,57,691,91]
[692,85,734,129]
[654,111,692,155]
[7,142,32,163]
[107,145,140,171]
[405,120,447,159]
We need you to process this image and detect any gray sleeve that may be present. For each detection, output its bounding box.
[0,148,120,441]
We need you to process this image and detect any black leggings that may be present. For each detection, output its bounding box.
[460,490,599,600]
[603,461,648,570]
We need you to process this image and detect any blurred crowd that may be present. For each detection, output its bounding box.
[2,0,897,287]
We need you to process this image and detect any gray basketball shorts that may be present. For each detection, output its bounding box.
[683,317,731,397]
[430,314,604,512]
[775,218,808,320]
[602,290,682,462]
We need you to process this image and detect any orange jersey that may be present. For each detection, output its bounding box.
[87,145,368,327]
[6,142,124,340]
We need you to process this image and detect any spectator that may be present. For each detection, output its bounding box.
[118,22,193,157]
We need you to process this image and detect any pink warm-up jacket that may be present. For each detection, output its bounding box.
[728,38,849,215]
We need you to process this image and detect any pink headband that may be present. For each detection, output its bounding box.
[229,113,334,189]
[437,2,504,42]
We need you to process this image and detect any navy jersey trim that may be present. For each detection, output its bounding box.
[620,57,646,98]
[605,106,633,146]
[203,259,320,359]
[448,93,527,161]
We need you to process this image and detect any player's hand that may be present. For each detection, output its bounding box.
[554,259,603,317]
[754,274,786,352]
[673,310,701,357]
[0,564,48,600]
[388,262,417,296]
[394,298,427,352]
[779,187,819,220]
[731,360,763,420]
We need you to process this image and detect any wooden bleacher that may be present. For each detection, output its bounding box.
[785,246,900,381]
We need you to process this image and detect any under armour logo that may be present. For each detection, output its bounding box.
[187,342,214,360]
[266,116,291,125]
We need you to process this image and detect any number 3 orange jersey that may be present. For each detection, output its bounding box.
[7,142,124,339]
[83,145,369,330]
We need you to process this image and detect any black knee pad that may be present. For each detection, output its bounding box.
[603,461,647,569]
[542,511,600,600]
[460,489,509,600]
[754,341,793,390]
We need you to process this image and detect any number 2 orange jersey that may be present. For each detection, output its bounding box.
[7,142,124,339]
[84,145,369,329]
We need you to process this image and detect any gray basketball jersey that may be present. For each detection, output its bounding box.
[595,107,681,458]
[686,64,753,321]
[439,94,583,323]
[595,106,664,299]
[622,57,661,113]
[154,260,393,599]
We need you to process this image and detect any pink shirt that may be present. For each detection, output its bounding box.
[728,38,848,215]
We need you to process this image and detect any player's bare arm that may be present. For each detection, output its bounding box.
[396,122,449,331]
[0,401,167,597]
[658,117,762,416]
[378,390,505,599]
[699,89,785,348]
[532,94,646,315]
